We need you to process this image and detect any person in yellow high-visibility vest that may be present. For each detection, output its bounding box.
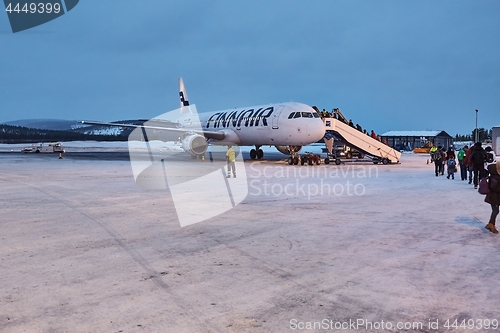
[226,145,236,178]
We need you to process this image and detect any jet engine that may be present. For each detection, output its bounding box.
[274,145,302,155]
[181,134,208,156]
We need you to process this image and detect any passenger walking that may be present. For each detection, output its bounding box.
[485,146,496,166]
[484,161,500,234]
[446,150,456,180]
[429,145,438,156]
[446,147,455,160]
[226,145,236,178]
[431,146,443,177]
[465,145,474,184]
[439,147,446,175]
[457,145,468,181]
[370,130,377,139]
[470,142,486,189]
[447,158,456,179]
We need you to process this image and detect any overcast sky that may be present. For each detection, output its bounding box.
[1,0,499,135]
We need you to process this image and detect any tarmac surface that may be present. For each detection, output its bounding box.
[1,149,499,333]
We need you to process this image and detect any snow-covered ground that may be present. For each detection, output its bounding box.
[1,148,499,333]
[0,141,326,154]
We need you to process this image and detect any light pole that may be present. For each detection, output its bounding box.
[475,109,478,143]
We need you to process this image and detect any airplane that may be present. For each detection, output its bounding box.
[82,78,326,165]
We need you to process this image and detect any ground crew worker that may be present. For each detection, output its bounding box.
[226,145,236,178]
[429,145,438,164]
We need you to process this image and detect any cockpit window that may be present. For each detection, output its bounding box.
[301,112,313,118]
[293,112,301,119]
[313,112,319,118]
[288,112,295,119]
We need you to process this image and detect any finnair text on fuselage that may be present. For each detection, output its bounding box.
[205,107,274,129]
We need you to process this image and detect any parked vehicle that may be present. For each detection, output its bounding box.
[300,152,321,165]
[22,142,65,154]
[334,143,363,159]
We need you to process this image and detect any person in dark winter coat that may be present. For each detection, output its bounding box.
[484,161,500,234]
[431,146,443,177]
[446,148,456,180]
[470,142,486,189]
[465,145,474,184]
[439,147,446,175]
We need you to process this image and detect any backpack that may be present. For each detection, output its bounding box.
[432,151,441,161]
[486,152,494,163]
[471,150,485,165]
[447,159,456,168]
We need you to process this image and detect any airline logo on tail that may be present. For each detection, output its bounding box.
[178,78,192,114]
[3,0,79,33]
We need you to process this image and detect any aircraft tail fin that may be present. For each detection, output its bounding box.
[179,77,193,115]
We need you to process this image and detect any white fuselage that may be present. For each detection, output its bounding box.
[177,102,325,147]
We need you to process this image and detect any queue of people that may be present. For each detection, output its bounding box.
[431,143,499,234]
[316,107,389,145]
[431,143,496,183]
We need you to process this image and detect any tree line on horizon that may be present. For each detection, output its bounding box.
[0,124,128,143]
[0,123,494,145]
[454,128,491,142]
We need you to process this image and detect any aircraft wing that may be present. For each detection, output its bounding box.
[80,120,226,140]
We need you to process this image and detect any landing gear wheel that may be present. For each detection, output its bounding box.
[250,149,257,160]
[288,157,293,165]
[293,156,299,165]
[301,158,305,165]
[335,159,342,165]
[308,159,313,166]
[382,158,389,165]
[315,159,320,165]
[257,149,264,159]
[324,158,330,165]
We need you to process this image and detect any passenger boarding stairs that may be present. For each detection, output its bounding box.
[322,117,401,164]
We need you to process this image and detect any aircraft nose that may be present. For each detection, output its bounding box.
[306,120,325,142]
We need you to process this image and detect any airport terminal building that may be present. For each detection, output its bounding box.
[381,130,453,151]
[493,126,500,155]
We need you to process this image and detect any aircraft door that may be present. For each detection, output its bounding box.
[272,106,285,129]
